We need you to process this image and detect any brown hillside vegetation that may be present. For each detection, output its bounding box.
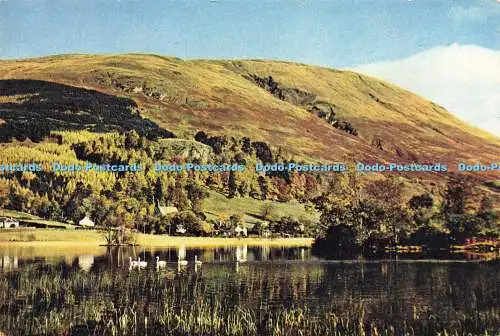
[0,54,498,178]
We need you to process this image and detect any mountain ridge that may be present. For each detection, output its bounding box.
[0,53,498,179]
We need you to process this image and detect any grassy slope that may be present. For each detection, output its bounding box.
[1,54,498,177]
[202,190,319,226]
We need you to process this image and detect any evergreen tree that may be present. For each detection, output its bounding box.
[228,171,237,198]
[154,177,165,204]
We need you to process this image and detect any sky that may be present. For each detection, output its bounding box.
[1,0,499,135]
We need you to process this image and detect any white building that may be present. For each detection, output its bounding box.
[0,217,19,228]
[234,225,247,237]
[78,215,95,227]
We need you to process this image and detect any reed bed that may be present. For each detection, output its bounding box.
[0,263,498,336]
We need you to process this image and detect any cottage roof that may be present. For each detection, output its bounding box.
[158,205,178,216]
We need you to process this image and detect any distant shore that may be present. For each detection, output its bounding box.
[0,229,313,247]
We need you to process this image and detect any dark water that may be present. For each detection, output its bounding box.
[0,245,499,335]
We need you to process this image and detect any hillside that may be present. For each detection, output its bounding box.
[0,54,499,177]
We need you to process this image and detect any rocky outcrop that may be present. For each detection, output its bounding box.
[89,70,208,107]
[246,74,316,105]
[371,138,384,151]
[159,139,213,162]
[245,74,358,136]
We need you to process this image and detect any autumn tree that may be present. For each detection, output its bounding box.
[260,202,276,220]
[442,176,474,215]
[186,182,208,213]
[477,195,498,229]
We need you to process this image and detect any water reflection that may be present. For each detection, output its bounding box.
[0,245,498,272]
[0,245,498,335]
[0,255,18,269]
[0,245,318,274]
[77,254,94,271]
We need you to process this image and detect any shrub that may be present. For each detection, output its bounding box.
[171,211,203,236]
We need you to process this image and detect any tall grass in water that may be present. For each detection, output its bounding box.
[0,264,498,336]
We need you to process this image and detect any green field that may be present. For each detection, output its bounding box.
[0,188,318,231]
[202,190,319,226]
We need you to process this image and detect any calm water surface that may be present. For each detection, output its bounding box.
[0,245,499,335]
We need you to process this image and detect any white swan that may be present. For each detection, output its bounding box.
[129,256,139,267]
[236,255,247,263]
[156,256,167,268]
[129,256,145,270]
[137,257,147,268]
[177,255,188,266]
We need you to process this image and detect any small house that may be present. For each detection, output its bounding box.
[175,224,186,234]
[78,215,95,227]
[0,217,19,228]
[233,225,247,237]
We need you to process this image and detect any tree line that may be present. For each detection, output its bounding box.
[0,128,497,249]
[313,173,498,256]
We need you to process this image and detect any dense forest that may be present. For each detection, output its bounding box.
[1,128,327,231]
[0,125,497,250]
[0,79,174,142]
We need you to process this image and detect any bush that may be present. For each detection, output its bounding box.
[312,224,359,258]
[446,214,487,244]
[409,194,434,209]
[170,211,203,236]
[199,221,213,236]
[271,215,302,237]
[407,225,452,250]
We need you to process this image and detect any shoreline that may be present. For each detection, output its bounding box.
[0,229,313,247]
[136,236,313,247]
